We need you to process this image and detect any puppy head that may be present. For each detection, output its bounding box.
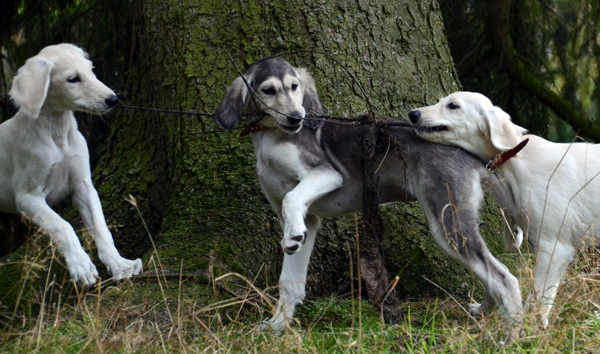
[215,57,322,133]
[9,43,117,118]
[409,91,527,159]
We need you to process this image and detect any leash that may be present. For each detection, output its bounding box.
[116,104,271,135]
[115,103,431,138]
[115,103,376,134]
[116,102,530,169]
[485,138,529,172]
[116,104,214,117]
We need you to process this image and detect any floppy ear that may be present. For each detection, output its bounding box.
[296,67,323,115]
[214,76,249,131]
[9,57,55,118]
[479,106,526,151]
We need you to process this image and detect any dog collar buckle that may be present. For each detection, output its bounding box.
[486,138,529,172]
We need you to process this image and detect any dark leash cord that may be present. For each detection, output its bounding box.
[115,103,414,136]
[115,103,264,135]
[114,50,418,134]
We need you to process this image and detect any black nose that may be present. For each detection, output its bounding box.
[105,95,119,108]
[287,112,303,126]
[408,110,421,124]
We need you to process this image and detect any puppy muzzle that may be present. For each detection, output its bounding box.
[281,111,304,132]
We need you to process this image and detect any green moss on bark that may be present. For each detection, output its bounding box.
[89,0,495,301]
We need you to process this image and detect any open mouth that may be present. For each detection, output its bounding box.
[415,125,448,134]
[281,124,302,132]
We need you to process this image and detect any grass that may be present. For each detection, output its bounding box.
[1,236,599,353]
[1,199,599,353]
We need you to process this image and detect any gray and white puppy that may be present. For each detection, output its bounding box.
[215,57,521,330]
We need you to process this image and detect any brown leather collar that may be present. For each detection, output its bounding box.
[486,138,529,172]
[240,124,268,137]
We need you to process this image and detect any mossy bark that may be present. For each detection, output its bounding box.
[94,0,504,297]
[0,0,507,306]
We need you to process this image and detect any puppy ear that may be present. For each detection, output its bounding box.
[9,57,55,119]
[480,106,526,151]
[215,76,249,131]
[296,67,323,116]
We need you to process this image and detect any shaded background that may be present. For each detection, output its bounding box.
[1,0,597,304]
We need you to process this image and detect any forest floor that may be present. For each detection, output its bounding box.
[0,242,599,354]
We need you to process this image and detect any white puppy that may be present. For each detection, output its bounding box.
[0,44,143,286]
[409,91,600,325]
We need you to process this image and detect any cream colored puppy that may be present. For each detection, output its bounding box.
[410,91,600,326]
[0,44,142,286]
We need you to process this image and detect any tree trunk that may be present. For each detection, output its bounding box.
[89,0,504,301]
[360,121,402,321]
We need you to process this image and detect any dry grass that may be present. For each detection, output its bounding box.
[1,198,599,353]
[0,227,599,354]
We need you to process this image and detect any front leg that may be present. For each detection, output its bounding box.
[525,240,575,326]
[258,214,321,331]
[16,195,98,286]
[280,170,343,254]
[72,181,143,280]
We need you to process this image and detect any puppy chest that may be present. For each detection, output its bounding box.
[255,142,308,181]
[42,160,73,204]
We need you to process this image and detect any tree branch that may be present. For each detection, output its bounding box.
[487,0,600,141]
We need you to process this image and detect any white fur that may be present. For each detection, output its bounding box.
[216,62,342,331]
[1,44,142,286]
[411,91,600,325]
[256,75,305,131]
[251,132,343,331]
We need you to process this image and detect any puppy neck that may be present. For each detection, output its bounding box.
[36,107,77,138]
[457,135,500,162]
[483,141,502,161]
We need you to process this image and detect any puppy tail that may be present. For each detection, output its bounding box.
[514,225,523,248]
[504,224,523,252]
[481,170,523,251]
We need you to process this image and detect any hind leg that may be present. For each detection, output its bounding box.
[432,222,522,322]
[469,292,494,318]
[419,180,523,323]
[468,249,518,318]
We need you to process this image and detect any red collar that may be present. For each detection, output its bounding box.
[486,138,529,172]
[240,124,268,137]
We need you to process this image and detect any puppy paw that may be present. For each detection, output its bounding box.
[254,319,288,334]
[65,253,99,287]
[281,232,307,255]
[500,326,524,345]
[106,257,144,280]
[469,303,485,319]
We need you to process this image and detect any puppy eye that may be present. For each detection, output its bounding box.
[291,84,298,91]
[67,76,81,83]
[262,87,276,95]
[447,102,460,110]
